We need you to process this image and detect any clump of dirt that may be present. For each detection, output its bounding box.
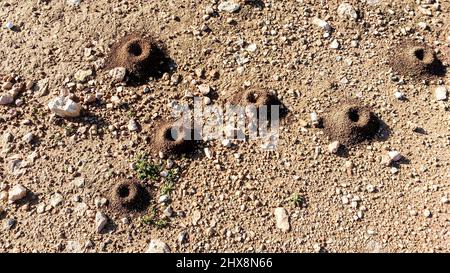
[322,100,380,145]
[111,179,151,214]
[152,120,195,155]
[389,41,446,79]
[105,33,168,80]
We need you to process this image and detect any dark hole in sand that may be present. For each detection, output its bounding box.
[118,185,130,198]
[347,108,360,122]
[128,42,142,56]
[414,48,424,61]
[164,127,179,141]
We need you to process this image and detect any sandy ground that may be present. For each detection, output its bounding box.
[0,0,449,253]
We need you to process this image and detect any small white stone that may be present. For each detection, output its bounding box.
[274,207,290,232]
[218,1,241,13]
[222,139,232,147]
[337,3,358,20]
[310,112,319,125]
[435,86,448,101]
[22,132,34,144]
[159,195,169,203]
[95,211,108,233]
[146,239,171,253]
[204,148,213,159]
[328,141,340,154]
[5,21,14,30]
[246,43,257,52]
[423,209,431,218]
[394,91,404,100]
[312,18,332,32]
[417,22,428,30]
[330,39,340,49]
[342,196,349,205]
[441,196,448,204]
[388,151,402,162]
[128,119,139,132]
[198,84,211,95]
[74,69,93,83]
[67,0,81,6]
[109,67,127,82]
[48,96,81,118]
[50,193,64,207]
[8,184,27,203]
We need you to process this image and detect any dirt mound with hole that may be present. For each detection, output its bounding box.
[111,179,151,214]
[232,89,278,107]
[105,33,167,80]
[322,100,380,145]
[152,120,195,155]
[389,41,446,79]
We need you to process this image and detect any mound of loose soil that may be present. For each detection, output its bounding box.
[322,100,380,145]
[152,120,195,155]
[389,41,446,79]
[105,33,167,80]
[111,179,151,214]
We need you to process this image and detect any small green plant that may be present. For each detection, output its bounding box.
[134,154,161,180]
[141,206,169,229]
[141,205,157,225]
[289,193,306,207]
[154,219,168,229]
[160,181,175,195]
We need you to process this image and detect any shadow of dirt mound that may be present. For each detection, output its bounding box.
[111,179,151,214]
[322,100,381,146]
[389,40,446,79]
[105,33,173,83]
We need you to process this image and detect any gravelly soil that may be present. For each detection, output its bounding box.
[0,0,449,253]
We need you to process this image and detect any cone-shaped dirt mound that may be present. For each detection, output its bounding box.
[105,33,167,80]
[322,100,380,145]
[389,41,446,79]
[153,121,195,155]
[233,89,279,107]
[111,179,151,213]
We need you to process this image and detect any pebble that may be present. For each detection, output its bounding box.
[330,39,340,49]
[8,184,27,203]
[337,3,358,20]
[310,112,319,126]
[388,151,402,162]
[48,95,81,118]
[50,193,64,207]
[95,211,108,233]
[328,141,340,154]
[22,132,34,144]
[423,209,431,218]
[222,139,232,147]
[178,231,188,244]
[4,218,16,230]
[128,119,139,132]
[218,1,241,13]
[67,0,81,6]
[146,239,171,253]
[74,69,93,83]
[274,207,290,232]
[312,18,332,32]
[159,195,169,203]
[5,21,14,30]
[394,91,404,100]
[204,148,213,159]
[109,67,127,83]
[441,196,448,204]
[435,86,448,101]
[198,84,211,95]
